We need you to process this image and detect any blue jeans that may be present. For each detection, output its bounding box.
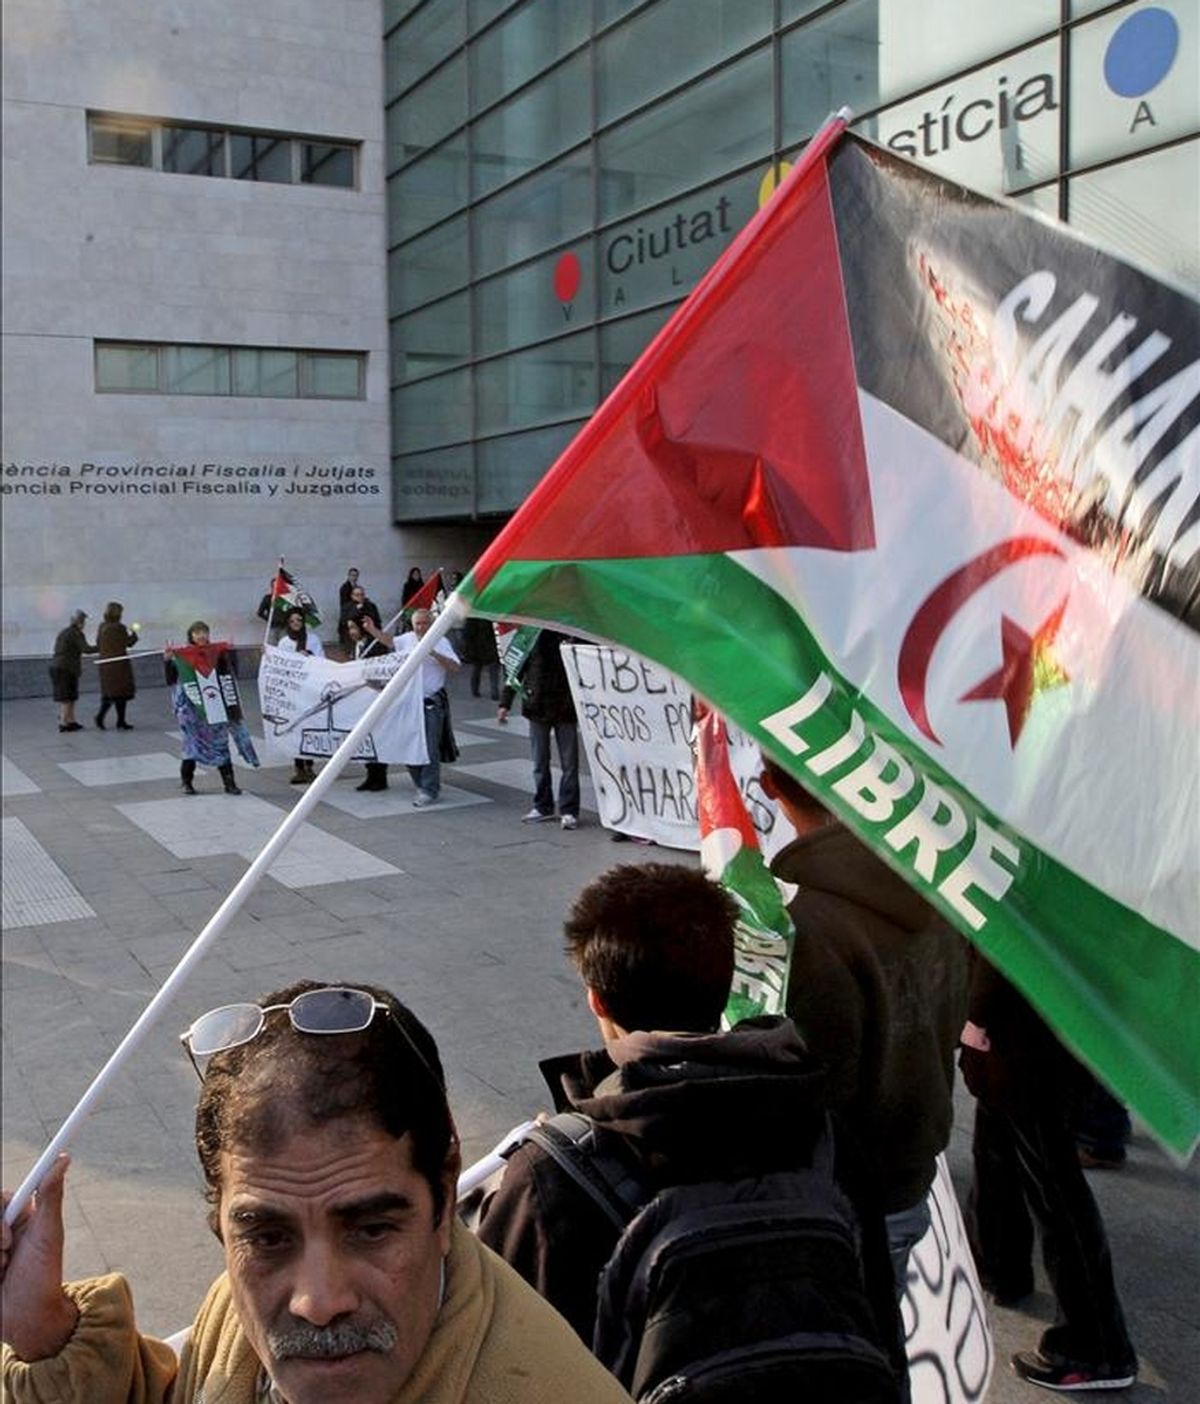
[407,692,446,798]
[529,720,579,817]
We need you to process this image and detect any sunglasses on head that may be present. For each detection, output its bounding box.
[179,986,430,1081]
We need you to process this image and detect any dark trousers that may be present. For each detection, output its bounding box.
[97,697,128,725]
[529,719,579,818]
[470,661,500,699]
[967,1096,1136,1370]
[407,692,446,798]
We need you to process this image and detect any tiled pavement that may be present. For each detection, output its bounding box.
[2,681,1196,1397]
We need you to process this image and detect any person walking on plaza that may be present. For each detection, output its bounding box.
[94,601,139,730]
[275,607,324,786]
[960,954,1138,1393]
[0,979,634,1404]
[165,622,256,796]
[363,608,459,806]
[48,609,97,731]
[498,630,580,830]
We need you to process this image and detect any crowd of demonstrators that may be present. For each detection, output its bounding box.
[960,956,1138,1392]
[362,609,459,806]
[498,629,580,831]
[761,759,969,1304]
[95,601,140,730]
[473,863,906,1399]
[0,981,633,1404]
[164,622,257,797]
[48,609,97,731]
[275,607,324,786]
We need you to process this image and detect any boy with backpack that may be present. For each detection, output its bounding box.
[472,862,906,1402]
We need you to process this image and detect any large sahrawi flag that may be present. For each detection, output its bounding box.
[460,123,1199,1155]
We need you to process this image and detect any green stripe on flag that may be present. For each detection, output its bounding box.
[465,553,1200,1156]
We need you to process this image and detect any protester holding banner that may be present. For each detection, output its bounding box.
[0,980,634,1404]
[341,617,393,791]
[276,607,325,786]
[499,630,580,831]
[94,601,139,730]
[165,623,257,796]
[364,608,459,806]
[49,609,97,732]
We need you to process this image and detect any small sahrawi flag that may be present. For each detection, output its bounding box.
[171,642,238,725]
[270,566,320,628]
[460,121,1200,1155]
[695,703,794,1026]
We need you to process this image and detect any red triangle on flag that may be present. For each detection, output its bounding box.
[474,120,873,588]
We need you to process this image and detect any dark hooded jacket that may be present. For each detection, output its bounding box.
[772,825,970,1214]
[473,1016,901,1372]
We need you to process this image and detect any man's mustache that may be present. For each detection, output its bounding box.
[268,1318,398,1360]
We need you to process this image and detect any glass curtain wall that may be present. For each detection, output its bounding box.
[387,0,1198,523]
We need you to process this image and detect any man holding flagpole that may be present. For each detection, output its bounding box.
[0,980,634,1404]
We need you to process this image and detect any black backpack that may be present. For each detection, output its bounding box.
[525,1112,901,1403]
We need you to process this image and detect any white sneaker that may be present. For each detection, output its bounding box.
[413,791,436,808]
[560,814,578,831]
[522,808,555,822]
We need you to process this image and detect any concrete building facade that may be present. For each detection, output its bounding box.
[3,0,1196,675]
[1,0,408,670]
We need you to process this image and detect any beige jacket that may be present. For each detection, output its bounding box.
[3,1220,633,1403]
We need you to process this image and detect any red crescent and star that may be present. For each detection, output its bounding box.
[898,536,1072,748]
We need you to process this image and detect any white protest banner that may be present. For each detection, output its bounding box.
[904,1155,994,1403]
[257,646,428,765]
[562,643,697,847]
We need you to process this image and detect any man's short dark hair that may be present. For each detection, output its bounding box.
[195,979,456,1223]
[564,864,737,1034]
[762,756,829,822]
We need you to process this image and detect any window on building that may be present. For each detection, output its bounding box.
[88,116,153,167]
[86,113,358,188]
[94,343,366,399]
[162,124,226,177]
[230,133,293,183]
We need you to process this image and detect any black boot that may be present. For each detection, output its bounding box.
[95,701,109,729]
[181,760,197,796]
[115,700,133,730]
[219,764,242,795]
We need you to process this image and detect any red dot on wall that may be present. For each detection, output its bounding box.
[553,252,582,303]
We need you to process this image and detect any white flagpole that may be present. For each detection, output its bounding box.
[91,649,165,665]
[456,1120,537,1200]
[6,593,469,1225]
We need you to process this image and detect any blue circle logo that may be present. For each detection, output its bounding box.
[1103,7,1180,97]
